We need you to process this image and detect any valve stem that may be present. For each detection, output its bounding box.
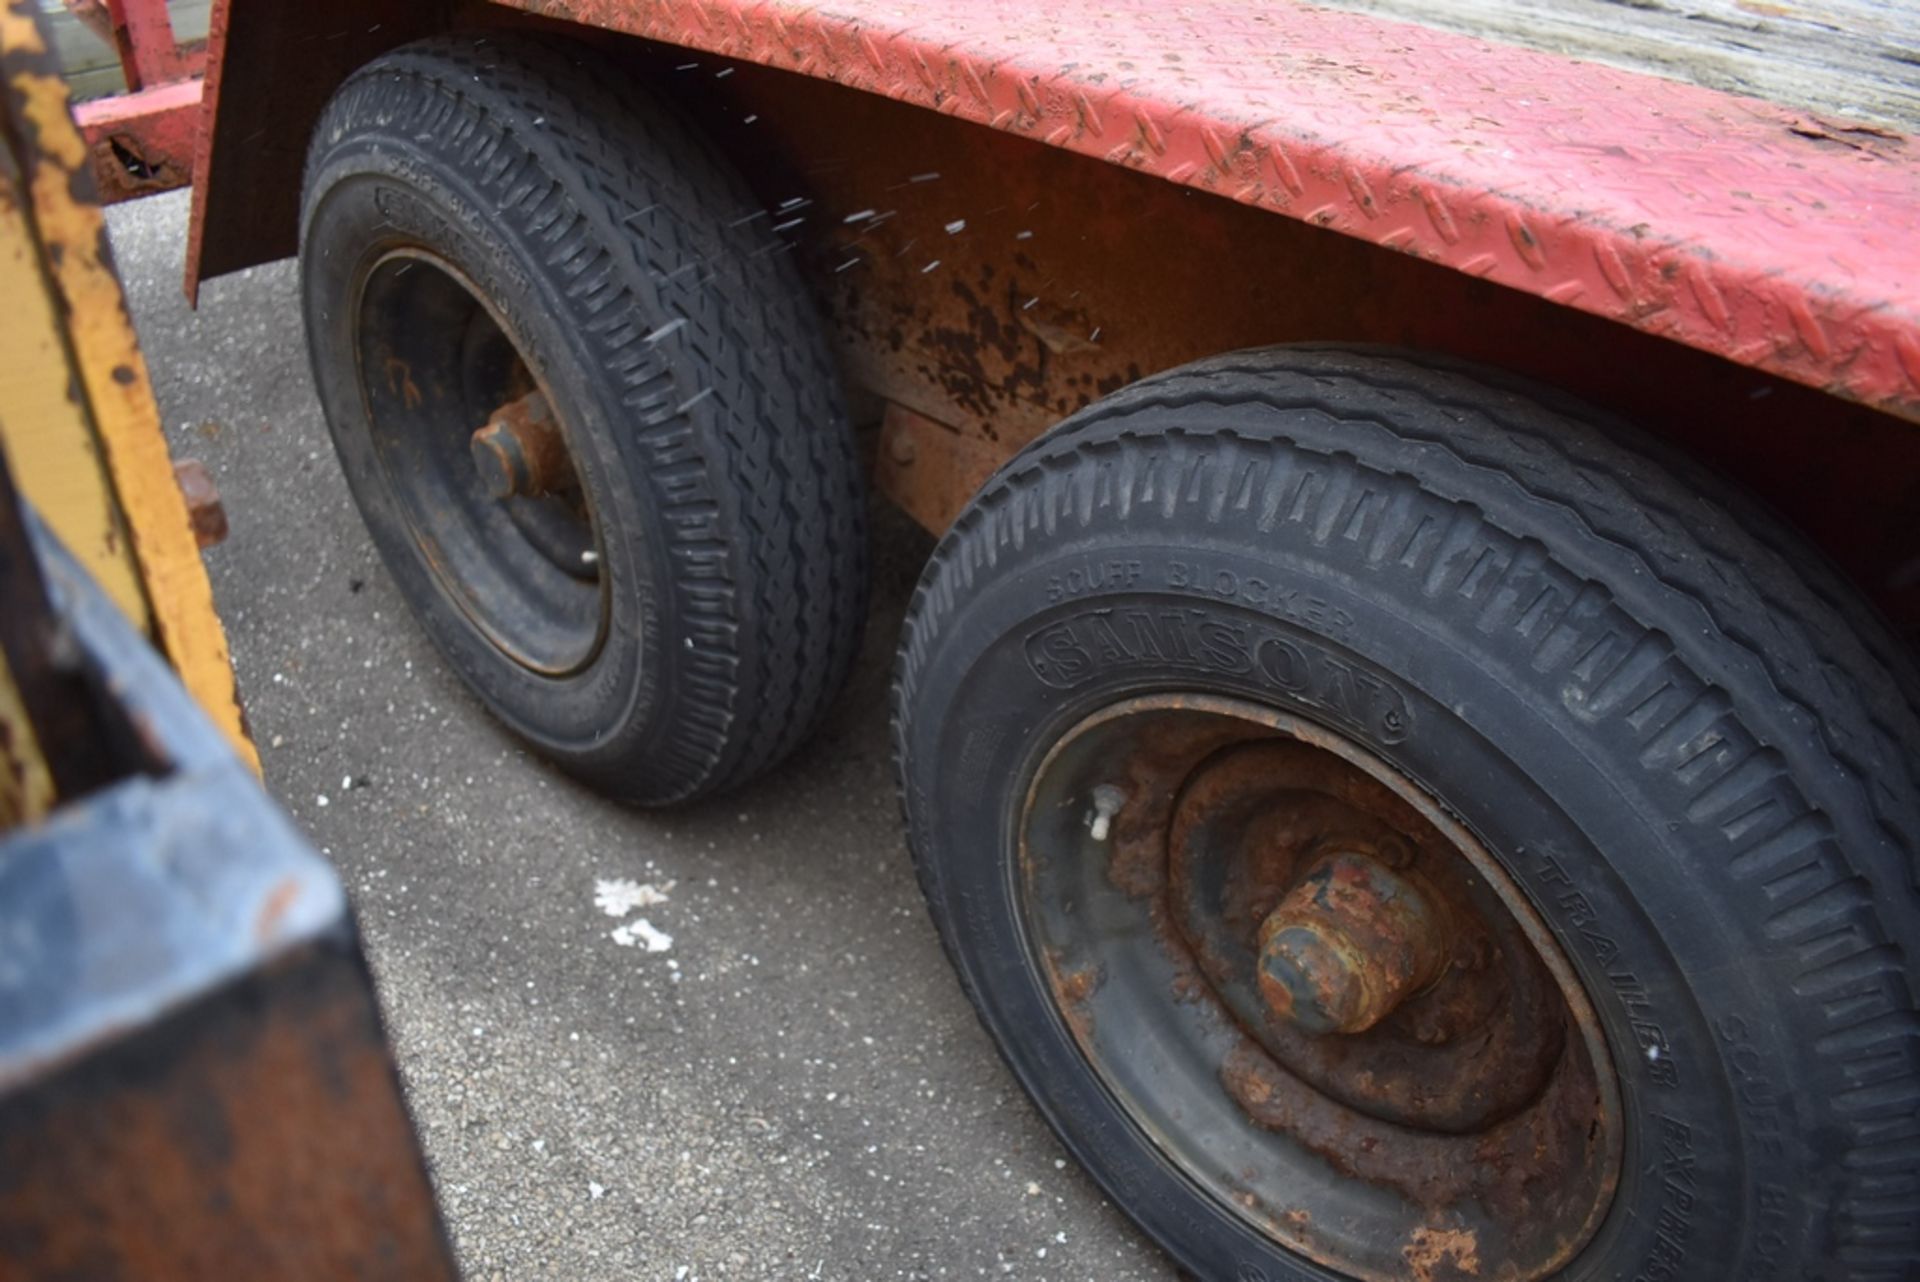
[1087,784,1129,842]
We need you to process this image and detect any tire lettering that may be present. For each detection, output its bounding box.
[1163,559,1355,636]
[1608,970,1680,1087]
[1632,1115,1697,1282]
[1023,624,1094,687]
[1046,559,1144,602]
[1194,619,1253,675]
[1718,1015,1790,1161]
[1021,607,1409,743]
[1532,852,1680,1085]
[1750,1183,1791,1277]
[1256,637,1309,692]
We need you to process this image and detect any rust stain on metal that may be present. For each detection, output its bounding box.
[1403,1225,1483,1281]
[1216,1032,1602,1229]
[874,401,1010,554]
[383,356,423,411]
[74,78,201,203]
[171,458,226,548]
[0,941,458,1279]
[1163,738,1567,1135]
[1042,953,1102,1047]
[1098,715,1251,901]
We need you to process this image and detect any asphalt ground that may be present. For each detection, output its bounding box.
[108,189,1176,1282]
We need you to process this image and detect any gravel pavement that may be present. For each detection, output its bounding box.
[107,190,1175,1282]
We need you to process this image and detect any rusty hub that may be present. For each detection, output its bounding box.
[1162,739,1570,1135]
[353,248,605,675]
[1256,850,1445,1036]
[470,391,570,500]
[1020,695,1620,1282]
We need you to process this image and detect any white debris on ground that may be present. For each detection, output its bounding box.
[593,877,673,916]
[610,918,674,953]
[595,877,676,952]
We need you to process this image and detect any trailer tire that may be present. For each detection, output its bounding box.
[300,34,866,804]
[893,345,1920,1281]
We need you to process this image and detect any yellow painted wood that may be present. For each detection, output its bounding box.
[1,2,257,772]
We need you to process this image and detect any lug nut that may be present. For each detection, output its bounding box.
[1256,850,1445,1035]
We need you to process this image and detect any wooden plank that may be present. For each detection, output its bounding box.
[1317,0,1920,134]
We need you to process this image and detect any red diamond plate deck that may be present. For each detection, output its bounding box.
[489,0,1920,421]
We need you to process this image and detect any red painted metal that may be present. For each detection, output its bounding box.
[73,77,199,201]
[60,0,204,203]
[101,0,199,90]
[185,0,439,300]
[463,0,1920,423]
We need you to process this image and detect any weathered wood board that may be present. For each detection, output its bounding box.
[1321,0,1920,133]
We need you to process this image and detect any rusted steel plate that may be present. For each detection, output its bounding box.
[73,76,199,201]
[470,0,1920,422]
[0,509,457,1280]
[0,940,460,1282]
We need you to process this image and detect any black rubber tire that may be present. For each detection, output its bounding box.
[892,346,1920,1281]
[300,34,866,805]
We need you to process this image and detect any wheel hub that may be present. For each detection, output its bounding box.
[352,248,606,675]
[1021,695,1620,1282]
[1163,739,1569,1134]
[470,390,570,500]
[1255,848,1445,1036]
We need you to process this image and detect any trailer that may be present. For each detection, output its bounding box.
[179,3,1920,1279]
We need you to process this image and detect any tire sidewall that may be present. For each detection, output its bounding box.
[903,519,1813,1281]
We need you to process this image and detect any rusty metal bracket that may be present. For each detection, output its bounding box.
[73,74,200,200]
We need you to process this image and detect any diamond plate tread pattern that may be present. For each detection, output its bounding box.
[491,0,1920,421]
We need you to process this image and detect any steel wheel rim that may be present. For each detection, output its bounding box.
[1017,693,1622,1281]
[351,247,607,676]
